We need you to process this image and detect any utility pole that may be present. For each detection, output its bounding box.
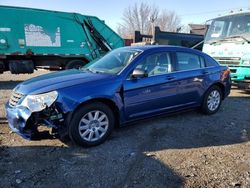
[150,15,157,45]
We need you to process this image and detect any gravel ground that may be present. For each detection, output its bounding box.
[0,70,249,188]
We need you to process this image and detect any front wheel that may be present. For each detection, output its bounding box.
[201,85,222,115]
[69,102,115,147]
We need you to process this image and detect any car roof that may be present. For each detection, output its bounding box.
[120,45,205,56]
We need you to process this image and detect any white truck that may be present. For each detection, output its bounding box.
[203,10,250,90]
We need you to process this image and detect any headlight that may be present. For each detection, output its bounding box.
[242,60,250,65]
[21,91,58,112]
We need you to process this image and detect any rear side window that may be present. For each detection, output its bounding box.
[199,56,206,68]
[206,56,219,67]
[176,52,204,71]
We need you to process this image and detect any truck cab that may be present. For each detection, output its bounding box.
[203,11,250,82]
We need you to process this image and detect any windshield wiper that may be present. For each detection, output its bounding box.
[82,67,107,74]
[208,35,250,45]
[226,35,250,43]
[93,70,106,74]
[82,68,94,73]
[209,39,227,45]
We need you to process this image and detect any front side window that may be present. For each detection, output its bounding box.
[135,52,172,77]
[210,21,225,38]
[176,52,203,71]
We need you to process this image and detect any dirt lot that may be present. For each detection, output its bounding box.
[0,70,249,188]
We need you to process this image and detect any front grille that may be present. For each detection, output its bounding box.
[9,91,24,107]
[214,57,241,66]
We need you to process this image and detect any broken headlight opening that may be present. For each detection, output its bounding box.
[19,91,67,139]
[25,103,66,140]
[21,91,58,112]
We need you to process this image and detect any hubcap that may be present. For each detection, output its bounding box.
[78,110,109,142]
[207,90,221,111]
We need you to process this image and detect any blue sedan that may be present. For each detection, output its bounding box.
[5,46,231,146]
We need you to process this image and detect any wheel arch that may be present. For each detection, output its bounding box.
[65,56,90,64]
[201,82,226,105]
[210,82,226,99]
[71,98,120,127]
[64,57,90,69]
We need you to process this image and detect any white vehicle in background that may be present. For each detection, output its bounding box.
[203,9,250,90]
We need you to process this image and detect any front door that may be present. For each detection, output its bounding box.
[123,52,180,119]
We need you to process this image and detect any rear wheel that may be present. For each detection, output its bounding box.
[201,85,222,115]
[0,61,5,73]
[69,102,115,147]
[65,60,86,70]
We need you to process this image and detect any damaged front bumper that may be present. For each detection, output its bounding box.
[5,102,33,139]
[5,102,65,140]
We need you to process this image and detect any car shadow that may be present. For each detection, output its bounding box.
[0,95,249,187]
[0,144,184,187]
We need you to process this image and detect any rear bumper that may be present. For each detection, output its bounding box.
[5,102,32,139]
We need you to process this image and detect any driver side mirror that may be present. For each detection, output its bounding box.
[131,68,147,79]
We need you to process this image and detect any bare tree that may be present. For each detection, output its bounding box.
[117,2,159,38]
[117,2,182,39]
[156,10,182,32]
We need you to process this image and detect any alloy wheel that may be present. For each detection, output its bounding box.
[78,110,109,142]
[207,90,221,112]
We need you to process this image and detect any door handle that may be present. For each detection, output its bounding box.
[203,71,209,75]
[165,75,176,80]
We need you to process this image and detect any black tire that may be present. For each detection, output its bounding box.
[65,60,86,70]
[69,102,115,147]
[201,85,222,115]
[0,61,5,73]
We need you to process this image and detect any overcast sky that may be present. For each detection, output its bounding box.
[1,0,250,31]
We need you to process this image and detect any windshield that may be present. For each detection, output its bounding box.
[205,13,250,43]
[83,48,141,74]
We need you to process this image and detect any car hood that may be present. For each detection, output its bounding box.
[14,69,116,95]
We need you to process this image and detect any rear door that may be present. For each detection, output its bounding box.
[123,51,180,119]
[172,51,208,106]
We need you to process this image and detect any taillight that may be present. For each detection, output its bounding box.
[221,68,230,80]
